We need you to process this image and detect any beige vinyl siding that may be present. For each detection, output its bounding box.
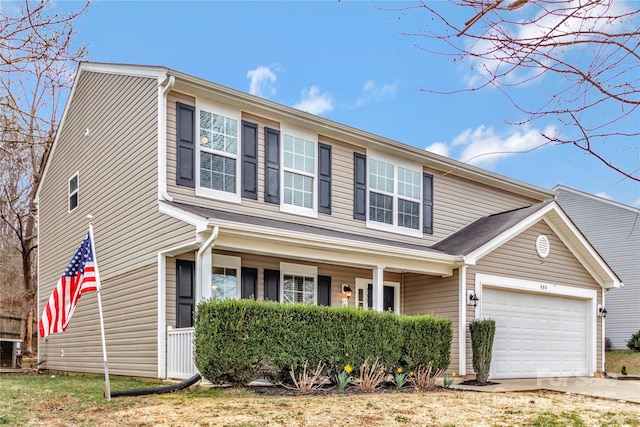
[465,220,603,374]
[403,271,459,373]
[165,91,540,248]
[38,71,195,378]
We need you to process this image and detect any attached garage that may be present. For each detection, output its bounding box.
[474,273,598,379]
[483,287,590,379]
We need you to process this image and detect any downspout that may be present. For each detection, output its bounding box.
[158,73,176,202]
[195,226,220,303]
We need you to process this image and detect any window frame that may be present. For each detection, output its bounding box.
[280,262,318,305]
[210,254,242,301]
[68,172,79,213]
[366,152,423,237]
[195,99,242,203]
[280,125,318,218]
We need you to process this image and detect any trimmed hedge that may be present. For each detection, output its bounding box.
[469,319,496,384]
[194,299,452,385]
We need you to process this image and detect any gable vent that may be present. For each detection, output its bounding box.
[536,235,550,258]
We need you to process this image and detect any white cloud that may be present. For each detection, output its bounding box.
[594,192,613,201]
[247,65,278,98]
[437,124,557,168]
[363,80,397,98]
[293,86,334,115]
[351,80,397,108]
[425,142,450,158]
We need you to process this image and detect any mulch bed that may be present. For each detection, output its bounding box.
[459,379,500,386]
[250,383,448,396]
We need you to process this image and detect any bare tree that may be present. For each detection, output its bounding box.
[1,0,88,355]
[385,0,639,181]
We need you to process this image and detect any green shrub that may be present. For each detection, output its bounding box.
[627,330,640,352]
[194,299,452,385]
[470,318,496,384]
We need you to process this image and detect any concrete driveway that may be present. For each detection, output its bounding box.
[452,377,640,404]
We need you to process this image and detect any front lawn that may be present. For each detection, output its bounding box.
[606,350,640,376]
[1,372,639,426]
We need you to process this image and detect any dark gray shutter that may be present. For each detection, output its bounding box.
[176,102,195,188]
[241,267,258,299]
[367,283,373,309]
[383,286,395,312]
[354,152,367,220]
[241,121,258,200]
[264,128,280,204]
[317,275,331,306]
[423,172,434,234]
[318,143,332,214]
[176,260,195,328]
[264,269,280,301]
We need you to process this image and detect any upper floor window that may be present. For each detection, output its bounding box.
[367,155,423,237]
[280,126,318,217]
[68,173,79,213]
[196,101,241,203]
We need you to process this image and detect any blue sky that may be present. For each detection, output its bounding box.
[14,0,640,206]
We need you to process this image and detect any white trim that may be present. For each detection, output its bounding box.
[463,202,621,289]
[195,99,242,204]
[354,276,400,314]
[458,266,467,376]
[210,254,242,300]
[158,201,209,233]
[280,262,318,305]
[475,273,597,377]
[601,287,606,373]
[156,240,200,379]
[280,124,318,218]
[365,150,423,238]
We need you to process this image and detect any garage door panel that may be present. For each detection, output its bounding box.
[483,288,588,379]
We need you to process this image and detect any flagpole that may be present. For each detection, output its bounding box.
[88,215,111,400]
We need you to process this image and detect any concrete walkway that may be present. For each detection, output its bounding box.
[452,377,640,404]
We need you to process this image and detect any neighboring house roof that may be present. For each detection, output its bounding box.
[433,200,622,289]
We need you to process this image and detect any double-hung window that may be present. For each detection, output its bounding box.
[68,172,79,213]
[281,126,317,217]
[367,154,422,237]
[280,262,317,305]
[196,101,241,203]
[210,255,241,300]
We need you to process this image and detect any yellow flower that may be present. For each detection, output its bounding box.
[409,371,414,376]
[397,367,403,374]
[344,364,353,374]
[452,372,457,377]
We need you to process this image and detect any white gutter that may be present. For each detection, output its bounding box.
[195,226,219,303]
[158,72,175,202]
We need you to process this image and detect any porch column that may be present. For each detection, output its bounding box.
[198,247,212,303]
[372,265,385,312]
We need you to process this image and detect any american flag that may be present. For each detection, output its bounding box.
[39,231,100,338]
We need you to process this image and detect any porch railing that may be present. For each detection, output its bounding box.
[166,327,197,379]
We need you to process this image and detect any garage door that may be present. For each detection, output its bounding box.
[482,288,588,379]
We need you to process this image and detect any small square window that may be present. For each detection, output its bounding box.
[68,173,79,213]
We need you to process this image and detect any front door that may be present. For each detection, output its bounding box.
[355,278,399,313]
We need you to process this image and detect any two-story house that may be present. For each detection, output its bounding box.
[36,62,621,381]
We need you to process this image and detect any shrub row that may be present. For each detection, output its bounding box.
[194,299,452,385]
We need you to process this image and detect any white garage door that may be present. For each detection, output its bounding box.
[482,288,589,379]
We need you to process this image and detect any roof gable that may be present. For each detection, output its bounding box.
[433,201,622,289]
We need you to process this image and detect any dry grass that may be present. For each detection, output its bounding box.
[606,350,640,376]
[1,373,639,426]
